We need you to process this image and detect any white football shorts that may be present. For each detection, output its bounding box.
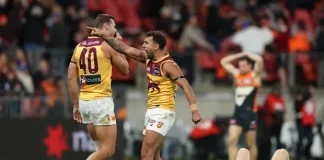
[79,97,116,126]
[142,107,175,136]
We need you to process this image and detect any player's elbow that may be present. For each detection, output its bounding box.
[256,56,263,63]
[120,70,129,76]
[67,71,76,82]
[220,59,227,67]
[67,75,76,83]
[182,84,193,93]
[120,67,129,76]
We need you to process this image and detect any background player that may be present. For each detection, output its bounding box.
[67,14,129,160]
[236,148,289,160]
[221,52,263,160]
[89,28,202,160]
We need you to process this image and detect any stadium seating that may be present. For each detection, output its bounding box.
[198,50,215,70]
[262,53,279,83]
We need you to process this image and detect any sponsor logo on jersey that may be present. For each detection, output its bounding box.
[250,120,257,129]
[243,78,252,84]
[80,75,101,85]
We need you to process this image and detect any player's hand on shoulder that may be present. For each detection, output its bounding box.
[192,109,202,124]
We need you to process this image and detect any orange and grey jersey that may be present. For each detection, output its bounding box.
[234,71,261,113]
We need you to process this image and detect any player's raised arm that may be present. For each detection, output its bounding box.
[67,48,82,123]
[245,52,264,75]
[162,61,202,124]
[89,27,146,63]
[220,52,246,76]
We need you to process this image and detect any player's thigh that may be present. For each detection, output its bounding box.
[142,130,164,153]
[236,148,250,160]
[245,130,257,147]
[95,125,117,149]
[229,125,243,144]
[271,149,289,160]
[79,100,91,124]
[87,123,98,140]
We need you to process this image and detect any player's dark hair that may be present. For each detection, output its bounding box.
[238,56,254,65]
[146,31,167,50]
[94,14,114,28]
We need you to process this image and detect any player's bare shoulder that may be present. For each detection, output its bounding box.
[161,60,181,78]
[100,40,113,60]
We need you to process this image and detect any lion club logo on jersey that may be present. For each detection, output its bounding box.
[153,67,160,76]
[147,77,161,92]
[157,122,164,128]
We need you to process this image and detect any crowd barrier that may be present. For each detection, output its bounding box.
[23,48,324,89]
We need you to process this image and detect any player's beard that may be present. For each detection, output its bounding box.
[147,50,154,59]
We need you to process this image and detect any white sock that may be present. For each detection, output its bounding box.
[95,141,100,151]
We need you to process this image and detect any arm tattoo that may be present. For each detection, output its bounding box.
[102,37,128,54]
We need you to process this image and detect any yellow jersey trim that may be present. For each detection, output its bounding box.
[152,53,170,63]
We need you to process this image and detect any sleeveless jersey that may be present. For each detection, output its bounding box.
[234,71,261,113]
[146,54,177,111]
[74,36,112,100]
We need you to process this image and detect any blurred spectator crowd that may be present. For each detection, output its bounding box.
[1,0,324,118]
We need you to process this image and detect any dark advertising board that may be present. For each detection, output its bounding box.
[0,119,95,160]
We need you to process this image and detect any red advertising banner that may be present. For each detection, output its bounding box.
[0,119,94,160]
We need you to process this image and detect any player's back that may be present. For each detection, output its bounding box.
[75,36,112,100]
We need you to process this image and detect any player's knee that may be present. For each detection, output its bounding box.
[246,143,256,150]
[101,147,115,158]
[141,149,153,158]
[154,156,162,160]
[141,142,155,158]
[229,136,239,146]
[246,140,257,149]
[154,151,162,160]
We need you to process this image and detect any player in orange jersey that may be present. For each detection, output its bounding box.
[89,28,202,160]
[221,52,263,160]
[236,148,289,160]
[67,14,129,160]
